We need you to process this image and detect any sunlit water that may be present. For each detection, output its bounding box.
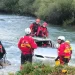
[0,14,75,74]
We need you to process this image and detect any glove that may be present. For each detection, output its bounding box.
[55,56,59,61]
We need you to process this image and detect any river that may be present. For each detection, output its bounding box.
[0,14,75,74]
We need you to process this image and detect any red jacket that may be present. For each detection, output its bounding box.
[18,35,37,55]
[58,42,71,58]
[37,26,48,37]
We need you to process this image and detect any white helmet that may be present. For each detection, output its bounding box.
[25,28,31,34]
[57,36,65,41]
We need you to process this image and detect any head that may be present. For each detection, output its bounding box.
[36,18,40,24]
[25,28,31,35]
[42,22,48,27]
[57,36,65,44]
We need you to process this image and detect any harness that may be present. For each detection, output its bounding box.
[32,22,40,33]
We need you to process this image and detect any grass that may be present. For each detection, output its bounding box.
[8,62,75,75]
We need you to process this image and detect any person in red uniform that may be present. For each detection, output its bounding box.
[37,22,48,38]
[18,28,37,65]
[55,36,71,65]
[30,18,41,36]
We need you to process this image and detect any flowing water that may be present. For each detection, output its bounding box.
[0,14,75,74]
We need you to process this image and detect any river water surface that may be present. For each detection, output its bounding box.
[0,14,75,74]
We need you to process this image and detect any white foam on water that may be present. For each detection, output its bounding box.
[0,15,75,74]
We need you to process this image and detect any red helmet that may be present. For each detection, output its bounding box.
[36,18,40,23]
[43,22,48,27]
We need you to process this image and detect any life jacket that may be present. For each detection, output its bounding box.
[32,22,40,33]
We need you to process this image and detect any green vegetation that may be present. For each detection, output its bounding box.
[8,62,75,75]
[0,0,75,26]
[18,0,35,15]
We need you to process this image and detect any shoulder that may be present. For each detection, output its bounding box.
[61,42,65,45]
[20,36,24,39]
[31,22,35,25]
[29,36,33,39]
[30,23,34,26]
[19,36,25,40]
[60,42,65,47]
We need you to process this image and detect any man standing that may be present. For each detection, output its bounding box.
[55,36,71,65]
[18,28,37,65]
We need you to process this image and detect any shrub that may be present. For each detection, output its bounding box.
[18,0,35,15]
[15,62,75,75]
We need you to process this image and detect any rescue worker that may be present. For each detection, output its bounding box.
[18,28,37,65]
[37,22,48,38]
[55,36,71,65]
[30,18,41,37]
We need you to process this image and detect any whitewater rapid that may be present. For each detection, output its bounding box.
[0,14,75,75]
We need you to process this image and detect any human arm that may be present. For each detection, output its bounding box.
[29,37,37,49]
[18,37,23,50]
[30,24,33,32]
[55,56,59,61]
